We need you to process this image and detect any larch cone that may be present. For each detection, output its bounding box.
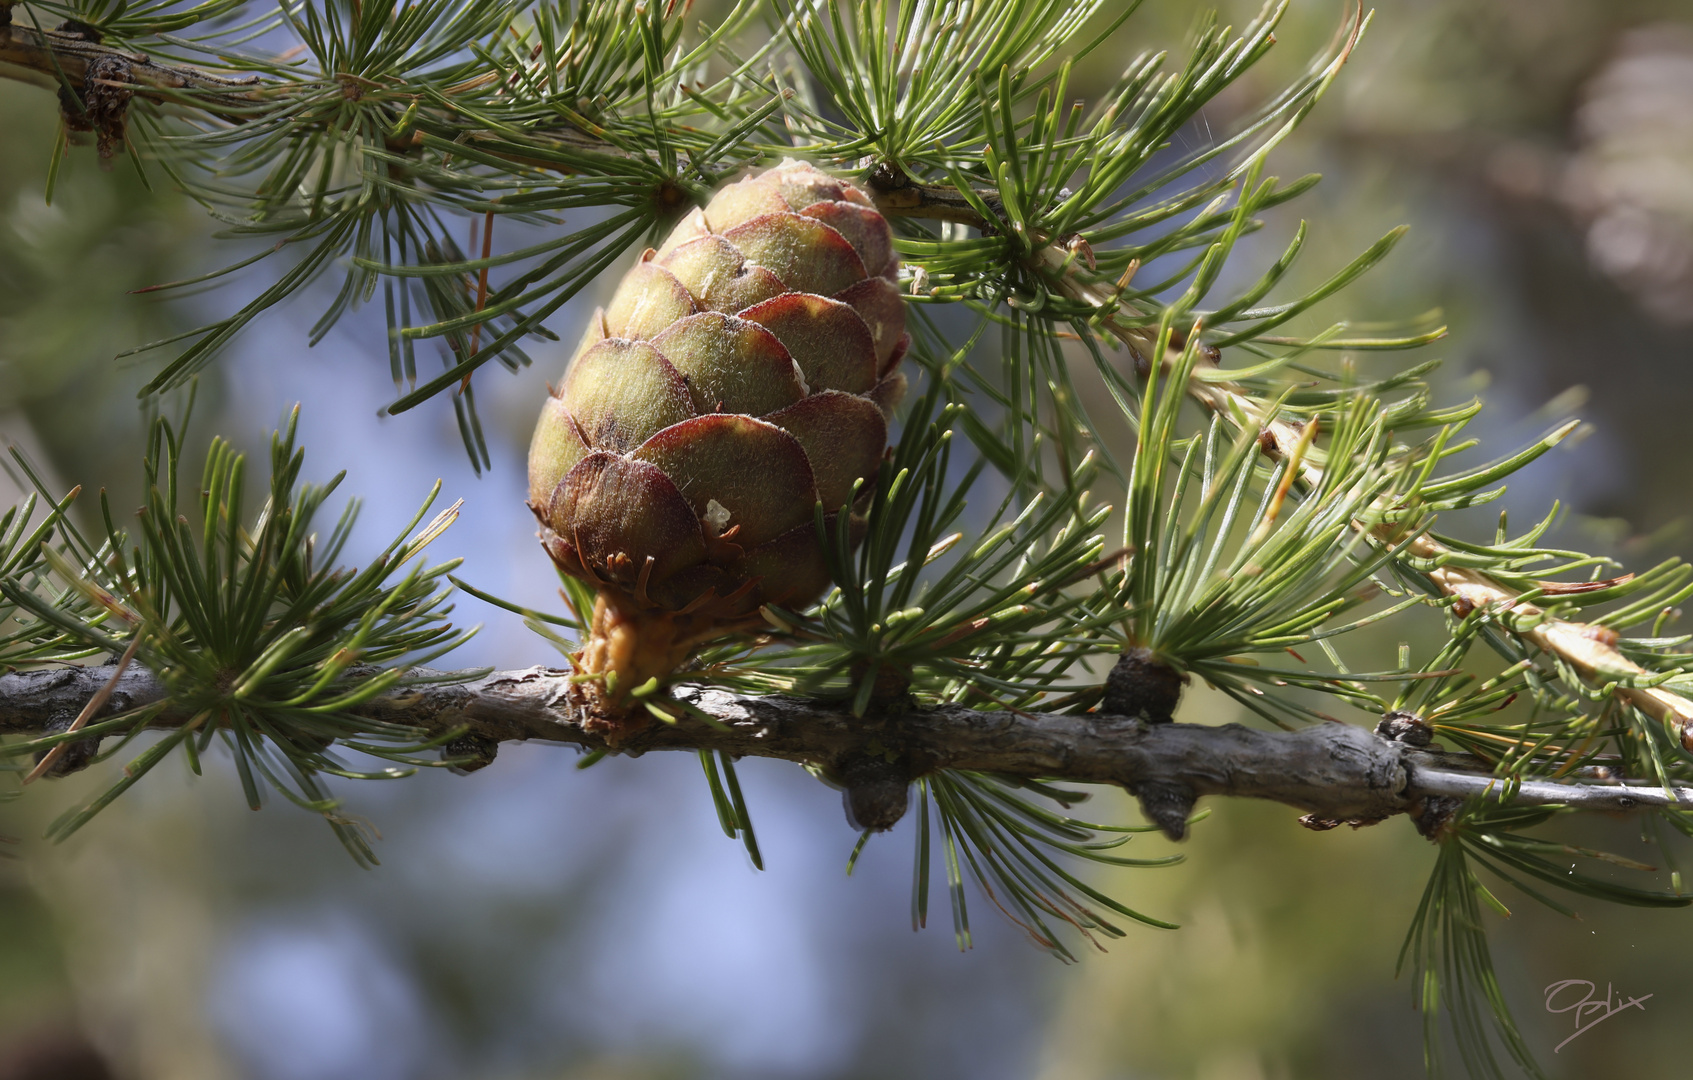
[527,159,908,737]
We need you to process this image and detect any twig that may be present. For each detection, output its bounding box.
[862,161,1006,227]
[466,207,495,363]
[0,22,264,100]
[1408,764,1693,812]
[2,663,1685,839]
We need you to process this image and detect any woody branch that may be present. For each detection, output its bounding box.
[4,663,1689,841]
[0,13,263,98]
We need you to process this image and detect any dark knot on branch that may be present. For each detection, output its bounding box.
[836,753,913,832]
[1129,778,1196,840]
[34,708,103,778]
[1102,646,1185,723]
[60,49,133,160]
[54,19,104,43]
[1376,710,1433,747]
[442,732,500,774]
[1410,794,1465,841]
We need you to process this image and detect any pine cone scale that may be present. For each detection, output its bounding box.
[721,213,867,296]
[739,293,878,394]
[660,235,788,314]
[549,453,708,586]
[604,263,696,339]
[767,391,888,511]
[629,414,817,550]
[836,275,907,367]
[700,179,791,228]
[649,312,807,415]
[800,200,897,279]
[561,339,695,452]
[527,396,592,509]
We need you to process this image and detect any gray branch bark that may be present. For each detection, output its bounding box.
[5,664,1686,838]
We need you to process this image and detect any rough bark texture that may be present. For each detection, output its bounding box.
[0,19,263,100]
[6,664,1684,839]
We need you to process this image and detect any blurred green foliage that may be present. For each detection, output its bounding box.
[0,77,206,502]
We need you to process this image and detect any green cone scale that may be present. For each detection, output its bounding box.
[527,160,906,722]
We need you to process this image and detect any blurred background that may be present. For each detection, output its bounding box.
[4,1,1693,1077]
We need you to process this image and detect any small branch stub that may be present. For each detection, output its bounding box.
[32,709,102,778]
[1130,778,1198,841]
[1375,710,1433,748]
[1409,794,1465,841]
[836,754,912,832]
[442,732,499,775]
[60,48,133,160]
[1102,646,1185,723]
